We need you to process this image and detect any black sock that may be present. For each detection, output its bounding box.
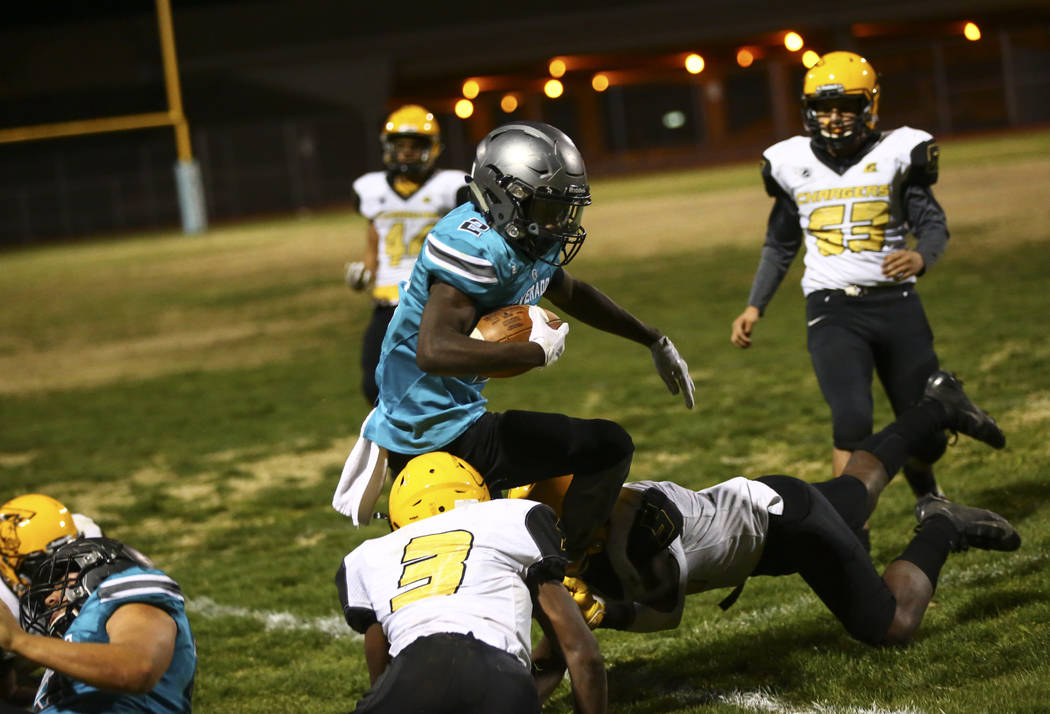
[894,514,958,591]
[858,399,949,476]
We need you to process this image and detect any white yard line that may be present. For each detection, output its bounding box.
[719,689,922,714]
[185,596,361,640]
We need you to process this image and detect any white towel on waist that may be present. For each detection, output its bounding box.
[332,409,389,526]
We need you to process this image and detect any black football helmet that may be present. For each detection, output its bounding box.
[468,121,591,267]
[19,537,153,637]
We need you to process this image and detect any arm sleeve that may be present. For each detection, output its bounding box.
[903,184,949,273]
[523,504,569,587]
[747,194,803,315]
[902,139,948,273]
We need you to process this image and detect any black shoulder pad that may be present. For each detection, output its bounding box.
[627,487,683,563]
[335,560,376,633]
[524,504,568,586]
[345,606,379,634]
[454,183,472,206]
[761,158,788,199]
[908,139,940,187]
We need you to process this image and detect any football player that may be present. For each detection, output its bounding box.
[0,537,196,714]
[336,452,606,713]
[346,104,471,405]
[363,121,694,563]
[526,370,1016,659]
[1,495,102,708]
[731,51,956,497]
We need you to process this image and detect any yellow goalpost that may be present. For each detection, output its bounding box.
[0,0,207,234]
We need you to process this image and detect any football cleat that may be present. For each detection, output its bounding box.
[923,370,1006,449]
[915,494,1020,553]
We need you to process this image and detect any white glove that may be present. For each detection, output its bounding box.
[528,305,569,367]
[651,336,695,409]
[344,262,372,291]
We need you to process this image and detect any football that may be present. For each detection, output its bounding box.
[469,305,563,378]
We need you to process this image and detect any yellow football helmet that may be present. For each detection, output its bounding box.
[381,104,442,177]
[388,453,490,530]
[802,51,880,151]
[0,494,79,595]
[507,474,574,517]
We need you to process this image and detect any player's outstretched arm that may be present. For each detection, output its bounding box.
[417,282,546,376]
[534,580,607,714]
[0,602,176,694]
[546,271,695,408]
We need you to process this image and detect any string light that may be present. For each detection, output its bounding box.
[454,99,474,118]
[684,54,705,74]
[784,32,804,52]
[461,79,480,99]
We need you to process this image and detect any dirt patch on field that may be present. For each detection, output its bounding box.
[50,437,352,540]
[0,312,343,395]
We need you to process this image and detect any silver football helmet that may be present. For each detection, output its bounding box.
[468,121,591,266]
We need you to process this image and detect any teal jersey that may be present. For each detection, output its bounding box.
[34,567,196,714]
[364,202,560,454]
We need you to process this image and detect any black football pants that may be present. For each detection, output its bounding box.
[387,409,634,558]
[360,304,396,407]
[752,474,897,645]
[806,286,946,463]
[352,632,539,714]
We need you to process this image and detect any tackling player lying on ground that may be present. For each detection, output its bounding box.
[336,453,606,714]
[0,537,196,714]
[1,495,103,709]
[522,370,1017,690]
[359,120,693,564]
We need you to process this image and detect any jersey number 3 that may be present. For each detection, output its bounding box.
[809,200,889,256]
[390,530,474,611]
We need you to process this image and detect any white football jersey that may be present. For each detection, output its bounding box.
[625,478,783,593]
[353,169,468,304]
[338,499,565,670]
[764,127,934,294]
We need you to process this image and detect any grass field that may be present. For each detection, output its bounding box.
[2,128,1049,713]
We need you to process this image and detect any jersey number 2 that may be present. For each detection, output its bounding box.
[810,200,889,256]
[390,530,473,611]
